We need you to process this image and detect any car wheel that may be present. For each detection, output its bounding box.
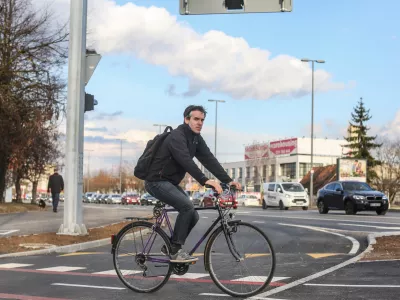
[318,200,329,214]
[376,209,387,216]
[279,201,285,210]
[345,201,357,215]
[302,206,308,211]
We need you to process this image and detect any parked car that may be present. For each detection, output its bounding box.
[191,191,204,206]
[107,194,122,204]
[200,189,237,208]
[140,193,158,206]
[316,181,389,215]
[237,194,260,207]
[99,194,109,204]
[122,193,140,205]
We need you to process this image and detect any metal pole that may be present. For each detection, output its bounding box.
[310,61,314,206]
[119,139,122,194]
[87,152,90,193]
[215,101,218,157]
[58,0,87,235]
[208,100,225,158]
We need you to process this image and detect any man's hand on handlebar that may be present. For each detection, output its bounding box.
[205,179,222,194]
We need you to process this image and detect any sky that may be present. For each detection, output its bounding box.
[35,0,400,175]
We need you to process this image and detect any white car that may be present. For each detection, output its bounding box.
[263,182,309,210]
[237,194,260,206]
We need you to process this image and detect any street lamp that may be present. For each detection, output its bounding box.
[208,99,226,158]
[153,124,168,134]
[301,58,325,205]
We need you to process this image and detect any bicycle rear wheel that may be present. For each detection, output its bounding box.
[113,221,173,293]
[205,221,275,297]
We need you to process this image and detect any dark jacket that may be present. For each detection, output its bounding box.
[47,173,64,194]
[145,124,232,186]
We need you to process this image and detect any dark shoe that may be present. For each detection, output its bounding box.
[169,250,198,263]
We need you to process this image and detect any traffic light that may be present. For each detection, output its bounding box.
[225,0,244,10]
[84,93,98,112]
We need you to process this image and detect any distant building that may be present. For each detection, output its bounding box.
[218,137,348,192]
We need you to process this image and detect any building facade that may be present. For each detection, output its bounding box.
[220,137,348,192]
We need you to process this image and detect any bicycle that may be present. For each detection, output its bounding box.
[111,183,276,297]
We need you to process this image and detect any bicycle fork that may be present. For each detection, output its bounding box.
[222,221,243,262]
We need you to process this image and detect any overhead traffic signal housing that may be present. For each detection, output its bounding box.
[225,0,244,10]
[84,93,98,112]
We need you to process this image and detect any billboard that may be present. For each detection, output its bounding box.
[269,138,297,156]
[337,158,367,182]
[244,143,269,160]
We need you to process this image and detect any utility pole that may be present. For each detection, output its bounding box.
[117,139,126,194]
[86,150,94,193]
[301,58,325,206]
[153,124,168,134]
[208,100,225,158]
[58,0,88,236]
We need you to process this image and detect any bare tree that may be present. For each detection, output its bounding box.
[0,0,67,202]
[371,138,400,203]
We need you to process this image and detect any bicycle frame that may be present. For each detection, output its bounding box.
[143,205,236,264]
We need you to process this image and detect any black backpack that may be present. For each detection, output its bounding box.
[134,126,173,180]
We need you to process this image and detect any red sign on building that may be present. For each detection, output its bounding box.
[269,138,297,155]
[244,143,269,160]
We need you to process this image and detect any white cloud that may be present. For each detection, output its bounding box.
[381,110,400,138]
[36,0,349,100]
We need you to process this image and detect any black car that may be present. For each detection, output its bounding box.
[140,193,158,206]
[317,181,389,215]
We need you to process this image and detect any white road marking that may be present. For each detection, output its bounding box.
[170,272,209,279]
[235,212,400,226]
[37,266,86,272]
[200,293,289,299]
[0,263,33,269]
[304,283,400,288]
[252,221,265,224]
[246,245,368,299]
[0,229,19,235]
[278,223,360,255]
[338,223,400,230]
[52,283,125,290]
[232,276,289,283]
[92,269,141,275]
[201,217,209,219]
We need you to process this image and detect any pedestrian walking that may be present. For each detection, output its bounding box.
[47,168,64,212]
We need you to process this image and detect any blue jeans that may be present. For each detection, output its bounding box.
[52,193,60,211]
[145,181,199,246]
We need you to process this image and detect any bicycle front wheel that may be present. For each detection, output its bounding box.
[113,221,173,293]
[205,221,276,297]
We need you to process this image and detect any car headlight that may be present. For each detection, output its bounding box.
[353,195,365,200]
[382,196,388,200]
[285,194,291,198]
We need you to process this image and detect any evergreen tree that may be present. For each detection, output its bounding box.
[343,97,382,182]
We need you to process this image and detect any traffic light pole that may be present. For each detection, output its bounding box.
[58,0,88,235]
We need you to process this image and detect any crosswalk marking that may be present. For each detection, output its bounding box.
[170,273,209,279]
[92,269,141,275]
[232,276,289,283]
[37,266,86,272]
[0,263,33,269]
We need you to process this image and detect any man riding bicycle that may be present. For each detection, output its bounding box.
[144,105,241,263]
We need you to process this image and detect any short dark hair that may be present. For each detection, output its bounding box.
[183,105,207,119]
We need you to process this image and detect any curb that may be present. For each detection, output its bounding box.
[0,237,111,259]
[359,230,400,261]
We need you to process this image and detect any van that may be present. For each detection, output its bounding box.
[262,182,309,210]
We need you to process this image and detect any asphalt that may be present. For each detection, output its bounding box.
[0,206,399,299]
